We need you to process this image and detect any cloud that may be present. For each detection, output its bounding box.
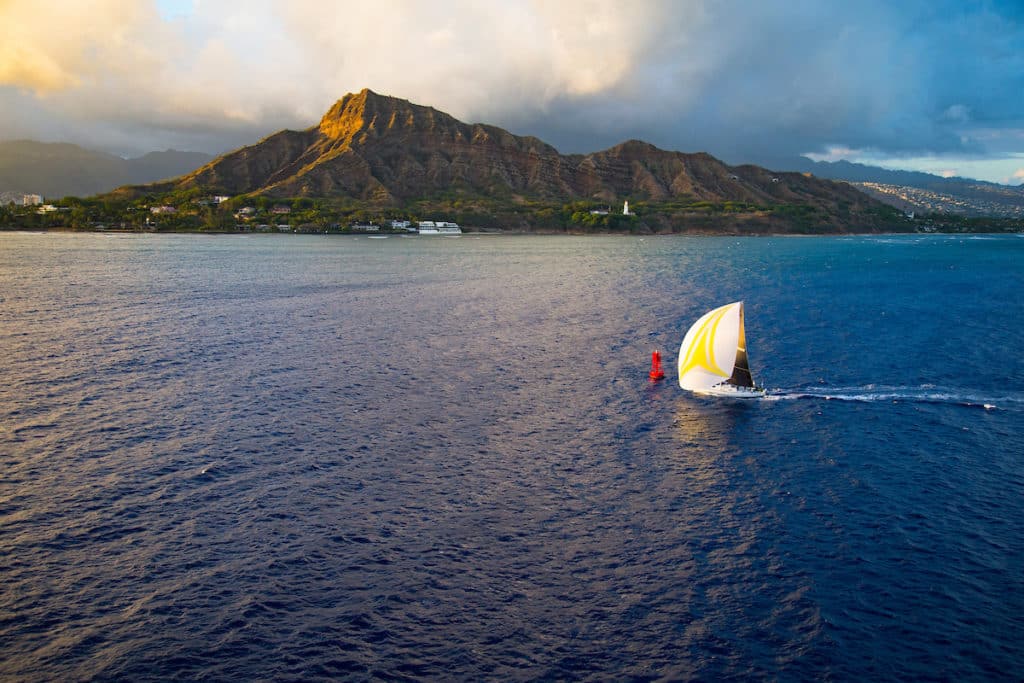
[941,105,971,124]
[0,0,1022,181]
[264,0,916,158]
[0,0,317,153]
[0,1,167,93]
[270,0,1024,163]
[1011,169,1024,185]
[272,0,688,122]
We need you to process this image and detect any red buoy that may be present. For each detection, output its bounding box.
[649,349,666,380]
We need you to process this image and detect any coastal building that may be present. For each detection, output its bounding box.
[150,205,176,214]
[418,220,461,235]
[351,222,381,232]
[389,219,412,231]
[271,205,291,215]
[590,207,610,215]
[22,194,43,206]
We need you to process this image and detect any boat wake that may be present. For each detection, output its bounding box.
[763,385,1024,410]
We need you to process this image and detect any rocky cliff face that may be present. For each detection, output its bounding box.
[127,89,888,223]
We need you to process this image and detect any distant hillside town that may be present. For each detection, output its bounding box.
[0,192,44,206]
[853,181,1024,217]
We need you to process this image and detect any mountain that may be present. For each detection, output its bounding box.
[0,141,213,199]
[114,89,902,232]
[758,155,1024,217]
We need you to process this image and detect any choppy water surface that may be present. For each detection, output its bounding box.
[1,232,1022,680]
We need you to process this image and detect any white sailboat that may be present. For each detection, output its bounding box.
[678,301,765,398]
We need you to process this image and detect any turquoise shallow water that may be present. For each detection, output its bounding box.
[1,232,1022,680]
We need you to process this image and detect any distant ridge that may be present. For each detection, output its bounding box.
[113,90,888,226]
[0,141,213,199]
[127,89,834,207]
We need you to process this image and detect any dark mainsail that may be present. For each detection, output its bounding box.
[728,346,755,387]
[727,305,756,388]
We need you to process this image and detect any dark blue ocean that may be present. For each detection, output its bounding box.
[1,232,1022,681]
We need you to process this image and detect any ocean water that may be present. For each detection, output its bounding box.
[1,232,1022,681]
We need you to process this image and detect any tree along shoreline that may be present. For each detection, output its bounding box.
[2,193,1020,235]
[3,223,1021,236]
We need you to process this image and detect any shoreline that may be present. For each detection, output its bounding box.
[4,227,1019,237]
[2,226,1020,237]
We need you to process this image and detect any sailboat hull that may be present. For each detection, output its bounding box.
[693,384,766,399]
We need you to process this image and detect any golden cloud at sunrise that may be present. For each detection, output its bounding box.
[0,0,169,93]
[275,0,683,106]
[0,0,677,129]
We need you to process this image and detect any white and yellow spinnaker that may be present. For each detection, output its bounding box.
[678,301,754,392]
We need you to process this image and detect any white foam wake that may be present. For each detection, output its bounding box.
[762,385,1023,410]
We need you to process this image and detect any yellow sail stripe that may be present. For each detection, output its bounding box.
[679,306,730,379]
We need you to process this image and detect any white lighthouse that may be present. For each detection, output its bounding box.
[623,200,632,216]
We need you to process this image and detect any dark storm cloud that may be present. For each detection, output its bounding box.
[499,0,1024,165]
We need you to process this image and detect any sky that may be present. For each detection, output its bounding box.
[1,0,1023,184]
